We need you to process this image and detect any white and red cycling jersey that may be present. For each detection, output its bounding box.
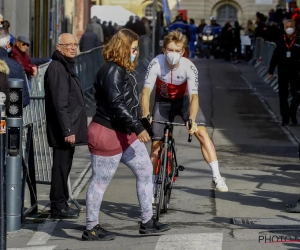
[144,54,199,100]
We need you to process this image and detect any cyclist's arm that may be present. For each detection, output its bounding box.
[141,87,151,117]
[189,94,199,122]
[141,59,159,117]
[187,62,200,122]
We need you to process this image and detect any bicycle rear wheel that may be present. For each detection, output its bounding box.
[155,148,167,221]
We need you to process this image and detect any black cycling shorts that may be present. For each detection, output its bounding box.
[151,95,206,141]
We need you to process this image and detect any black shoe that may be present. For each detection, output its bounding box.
[51,208,79,219]
[139,219,171,234]
[66,206,80,214]
[82,224,116,241]
[281,120,289,126]
[286,202,300,213]
[291,117,298,125]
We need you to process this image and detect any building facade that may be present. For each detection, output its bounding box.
[92,0,287,26]
[0,0,91,58]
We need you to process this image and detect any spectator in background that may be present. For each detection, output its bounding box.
[0,29,29,107]
[221,21,234,61]
[0,60,10,110]
[0,15,3,24]
[141,17,151,35]
[107,21,116,39]
[265,21,283,43]
[255,12,268,40]
[113,23,119,32]
[124,16,134,31]
[197,19,207,34]
[189,18,197,58]
[267,9,276,25]
[132,16,146,37]
[268,20,300,126]
[245,20,255,59]
[101,21,109,43]
[44,33,87,219]
[11,36,37,81]
[91,16,104,45]
[79,23,100,52]
[233,21,242,63]
[2,21,14,47]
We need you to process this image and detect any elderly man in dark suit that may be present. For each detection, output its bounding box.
[44,33,87,219]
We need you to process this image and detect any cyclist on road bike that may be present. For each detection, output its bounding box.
[141,31,228,193]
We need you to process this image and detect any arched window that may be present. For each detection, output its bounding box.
[143,3,162,19]
[217,4,238,26]
[144,4,153,18]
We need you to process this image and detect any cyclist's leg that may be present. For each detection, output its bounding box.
[121,139,153,224]
[180,96,228,191]
[151,101,172,174]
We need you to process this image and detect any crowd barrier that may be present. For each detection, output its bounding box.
[250,37,279,92]
[20,34,152,215]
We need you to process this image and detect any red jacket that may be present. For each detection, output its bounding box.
[11,46,37,75]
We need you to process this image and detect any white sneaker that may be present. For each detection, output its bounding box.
[212,176,228,192]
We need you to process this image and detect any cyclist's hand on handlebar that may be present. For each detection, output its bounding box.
[138,130,151,142]
[186,120,198,134]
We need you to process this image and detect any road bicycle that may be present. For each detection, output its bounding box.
[153,119,192,221]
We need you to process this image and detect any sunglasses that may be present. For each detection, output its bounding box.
[22,43,29,47]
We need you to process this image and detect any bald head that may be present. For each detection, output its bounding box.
[56,33,78,58]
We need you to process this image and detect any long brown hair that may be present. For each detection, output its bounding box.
[102,28,139,72]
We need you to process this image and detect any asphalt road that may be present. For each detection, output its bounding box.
[8,58,300,250]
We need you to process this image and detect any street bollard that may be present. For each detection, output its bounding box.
[0,92,7,249]
[6,79,23,232]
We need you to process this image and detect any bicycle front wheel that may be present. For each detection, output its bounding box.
[156,148,167,221]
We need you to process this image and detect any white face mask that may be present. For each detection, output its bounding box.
[165,52,181,65]
[286,27,295,35]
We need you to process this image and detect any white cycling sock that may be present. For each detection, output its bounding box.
[209,161,221,178]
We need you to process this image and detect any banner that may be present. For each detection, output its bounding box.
[162,0,171,25]
[177,9,187,21]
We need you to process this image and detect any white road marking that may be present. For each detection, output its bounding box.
[8,246,57,250]
[26,221,58,246]
[155,233,223,250]
[24,164,92,247]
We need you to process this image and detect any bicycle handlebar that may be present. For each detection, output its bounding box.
[152,119,193,143]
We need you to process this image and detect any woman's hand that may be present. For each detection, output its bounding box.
[138,130,150,143]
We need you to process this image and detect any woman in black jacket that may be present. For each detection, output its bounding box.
[82,29,171,241]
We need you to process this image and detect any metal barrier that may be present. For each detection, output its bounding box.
[251,37,278,86]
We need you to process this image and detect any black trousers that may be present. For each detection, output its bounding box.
[278,75,300,122]
[50,146,75,211]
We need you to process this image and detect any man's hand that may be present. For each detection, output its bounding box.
[32,66,38,77]
[268,74,274,81]
[65,135,75,144]
[186,120,198,134]
[138,130,150,143]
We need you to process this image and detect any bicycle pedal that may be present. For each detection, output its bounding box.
[178,165,185,171]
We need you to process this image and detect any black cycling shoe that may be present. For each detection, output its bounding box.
[139,219,171,234]
[82,224,116,241]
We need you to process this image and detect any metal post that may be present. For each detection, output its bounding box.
[6,79,23,232]
[152,0,158,57]
[0,92,7,250]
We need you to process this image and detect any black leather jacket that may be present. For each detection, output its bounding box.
[93,61,144,135]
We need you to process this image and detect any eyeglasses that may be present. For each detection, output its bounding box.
[59,43,79,49]
[22,43,29,47]
[131,47,139,53]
